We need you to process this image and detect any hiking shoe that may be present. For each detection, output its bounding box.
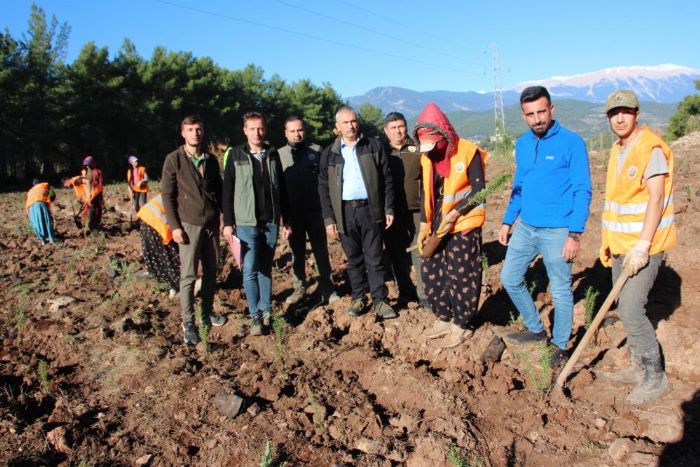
[374,301,397,319]
[347,298,366,317]
[503,329,547,346]
[322,291,341,305]
[424,319,452,339]
[207,314,227,327]
[285,287,305,305]
[249,317,263,337]
[439,323,472,349]
[549,345,568,367]
[626,356,669,405]
[182,322,199,345]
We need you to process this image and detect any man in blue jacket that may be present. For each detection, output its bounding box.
[498,86,591,364]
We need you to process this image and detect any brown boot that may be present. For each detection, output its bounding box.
[423,319,451,339]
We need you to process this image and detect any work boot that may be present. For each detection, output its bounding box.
[626,356,669,405]
[374,301,397,319]
[503,329,547,346]
[597,353,643,385]
[548,344,568,368]
[347,298,366,317]
[249,317,263,337]
[285,286,305,305]
[439,323,472,349]
[424,319,452,339]
[182,322,199,345]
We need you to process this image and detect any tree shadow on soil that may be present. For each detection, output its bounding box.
[658,389,700,466]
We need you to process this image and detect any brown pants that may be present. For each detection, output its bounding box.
[422,228,482,329]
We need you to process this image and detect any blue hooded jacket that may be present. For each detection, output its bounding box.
[502,120,591,232]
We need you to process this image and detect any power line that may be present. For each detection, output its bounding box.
[150,0,480,77]
[273,0,484,67]
[332,0,487,57]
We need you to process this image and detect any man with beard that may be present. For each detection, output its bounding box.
[278,116,339,305]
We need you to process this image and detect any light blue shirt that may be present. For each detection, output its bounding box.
[341,138,369,200]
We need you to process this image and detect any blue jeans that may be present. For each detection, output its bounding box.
[500,222,573,350]
[237,222,279,318]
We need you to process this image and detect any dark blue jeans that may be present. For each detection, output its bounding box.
[237,222,279,318]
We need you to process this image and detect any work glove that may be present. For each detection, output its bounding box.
[623,240,651,276]
[435,210,460,238]
[417,223,430,256]
[599,246,612,268]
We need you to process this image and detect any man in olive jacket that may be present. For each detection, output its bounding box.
[318,106,397,319]
[161,115,226,346]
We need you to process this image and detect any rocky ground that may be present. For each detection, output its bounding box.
[1,132,699,466]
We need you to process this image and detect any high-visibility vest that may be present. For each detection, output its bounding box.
[25,182,51,213]
[601,127,676,256]
[72,169,103,204]
[421,138,489,235]
[137,194,173,244]
[127,166,148,193]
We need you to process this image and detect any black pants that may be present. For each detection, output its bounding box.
[384,208,417,298]
[339,203,388,304]
[132,191,147,214]
[288,210,334,294]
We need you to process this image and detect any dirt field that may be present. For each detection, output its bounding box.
[1,133,699,466]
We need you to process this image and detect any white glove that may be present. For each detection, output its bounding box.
[623,240,651,276]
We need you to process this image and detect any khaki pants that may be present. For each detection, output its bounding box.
[178,221,219,324]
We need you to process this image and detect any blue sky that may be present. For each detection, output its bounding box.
[4,0,699,98]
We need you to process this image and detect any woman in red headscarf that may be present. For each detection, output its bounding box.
[414,103,489,348]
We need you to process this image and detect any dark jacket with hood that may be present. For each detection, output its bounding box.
[161,146,222,230]
[318,135,394,234]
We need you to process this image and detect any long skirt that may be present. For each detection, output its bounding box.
[421,227,482,329]
[140,223,180,290]
[28,202,54,244]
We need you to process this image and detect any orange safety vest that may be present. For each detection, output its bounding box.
[137,194,173,244]
[72,169,103,204]
[601,127,676,256]
[127,166,149,193]
[25,182,51,213]
[421,138,489,235]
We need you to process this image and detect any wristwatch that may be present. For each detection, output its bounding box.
[568,232,582,241]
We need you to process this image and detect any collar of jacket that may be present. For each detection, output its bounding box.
[331,133,366,154]
[527,119,561,140]
[243,141,273,155]
[389,137,418,155]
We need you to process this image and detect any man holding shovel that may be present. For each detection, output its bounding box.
[597,90,676,404]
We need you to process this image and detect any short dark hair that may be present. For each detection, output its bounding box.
[520,86,551,105]
[243,111,266,126]
[181,114,203,130]
[284,115,303,129]
[384,112,407,127]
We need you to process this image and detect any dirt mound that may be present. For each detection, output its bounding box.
[1,144,699,465]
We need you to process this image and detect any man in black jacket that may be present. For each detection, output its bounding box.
[161,115,226,345]
[318,106,397,319]
[279,116,339,306]
[222,112,290,336]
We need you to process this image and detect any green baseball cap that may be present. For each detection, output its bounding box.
[605,90,640,113]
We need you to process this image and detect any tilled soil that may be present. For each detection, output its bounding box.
[1,134,699,466]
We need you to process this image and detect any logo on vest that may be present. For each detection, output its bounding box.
[406,145,417,153]
[308,153,316,161]
[626,165,638,179]
[454,161,466,173]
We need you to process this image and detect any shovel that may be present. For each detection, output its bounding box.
[553,270,630,391]
[70,201,83,229]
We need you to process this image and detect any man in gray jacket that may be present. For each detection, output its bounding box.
[318,106,397,319]
[161,115,226,345]
[279,116,339,305]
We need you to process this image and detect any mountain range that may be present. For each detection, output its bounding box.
[349,65,698,115]
[348,64,698,140]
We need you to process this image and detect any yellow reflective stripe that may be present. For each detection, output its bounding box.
[604,195,673,215]
[443,188,472,204]
[602,214,675,233]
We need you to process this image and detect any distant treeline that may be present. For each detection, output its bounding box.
[0,4,348,188]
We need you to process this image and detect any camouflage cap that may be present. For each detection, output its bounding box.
[605,90,640,113]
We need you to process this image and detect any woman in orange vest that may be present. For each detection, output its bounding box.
[137,194,180,298]
[413,103,489,348]
[69,156,104,230]
[26,179,56,245]
[597,90,676,405]
[127,155,149,213]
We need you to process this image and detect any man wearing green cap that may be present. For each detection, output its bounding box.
[596,89,676,404]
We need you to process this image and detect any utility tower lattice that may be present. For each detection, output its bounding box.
[491,44,506,146]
